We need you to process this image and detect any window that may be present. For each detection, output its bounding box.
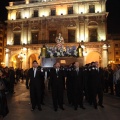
[0,31,2,34]
[33,10,38,17]
[68,30,75,43]
[13,33,21,45]
[31,32,39,44]
[51,8,56,16]
[0,43,2,46]
[0,49,2,52]
[68,6,73,14]
[115,44,119,47]
[0,37,2,40]
[115,51,119,55]
[89,28,98,42]
[49,30,57,43]
[16,11,21,19]
[89,5,95,13]
[116,58,119,62]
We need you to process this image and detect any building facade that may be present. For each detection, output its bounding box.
[108,34,120,68]
[5,0,108,69]
[0,21,6,67]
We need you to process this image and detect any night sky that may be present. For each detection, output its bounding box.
[0,0,120,34]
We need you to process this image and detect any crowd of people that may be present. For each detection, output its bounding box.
[0,60,120,118]
[26,60,120,112]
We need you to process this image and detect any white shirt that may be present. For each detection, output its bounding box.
[33,68,37,78]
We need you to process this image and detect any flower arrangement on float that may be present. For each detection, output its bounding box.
[38,45,81,59]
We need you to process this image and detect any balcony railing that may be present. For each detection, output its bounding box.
[9,0,99,6]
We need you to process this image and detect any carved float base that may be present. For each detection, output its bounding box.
[41,57,84,67]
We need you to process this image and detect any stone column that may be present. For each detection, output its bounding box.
[76,20,80,42]
[5,49,10,67]
[7,24,13,45]
[102,44,108,67]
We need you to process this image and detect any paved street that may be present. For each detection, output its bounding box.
[4,81,120,120]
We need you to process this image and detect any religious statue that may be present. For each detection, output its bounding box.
[55,32,64,50]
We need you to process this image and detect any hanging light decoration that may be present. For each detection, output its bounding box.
[77,44,83,57]
[41,44,47,58]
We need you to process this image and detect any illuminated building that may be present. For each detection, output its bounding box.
[5,0,108,69]
[0,21,6,67]
[108,34,120,68]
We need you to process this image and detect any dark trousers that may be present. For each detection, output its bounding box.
[52,88,63,109]
[115,81,120,96]
[92,88,103,107]
[73,90,83,108]
[30,86,41,109]
[66,84,73,104]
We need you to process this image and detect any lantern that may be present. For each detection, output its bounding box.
[77,44,83,57]
[41,44,47,57]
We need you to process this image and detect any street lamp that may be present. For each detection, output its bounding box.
[18,52,26,69]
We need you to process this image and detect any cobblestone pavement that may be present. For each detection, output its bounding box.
[4,81,120,120]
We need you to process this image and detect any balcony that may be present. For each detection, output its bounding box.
[9,0,98,6]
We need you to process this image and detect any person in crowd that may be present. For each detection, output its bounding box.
[82,64,90,102]
[66,63,74,105]
[107,65,114,95]
[16,68,21,83]
[24,69,29,89]
[9,67,15,94]
[71,62,85,110]
[3,67,10,93]
[20,69,24,83]
[0,70,9,120]
[90,61,104,109]
[50,62,65,111]
[113,64,120,97]
[26,60,44,111]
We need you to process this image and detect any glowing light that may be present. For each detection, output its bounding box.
[95,5,101,13]
[25,0,29,4]
[57,5,67,15]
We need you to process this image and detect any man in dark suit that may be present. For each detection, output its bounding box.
[50,62,65,111]
[71,62,85,110]
[90,61,104,109]
[26,60,44,111]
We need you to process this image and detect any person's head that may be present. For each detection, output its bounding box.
[116,64,120,70]
[55,62,60,69]
[58,33,62,36]
[107,65,112,70]
[74,62,80,68]
[4,67,9,72]
[32,60,38,68]
[0,70,3,77]
[95,61,99,68]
